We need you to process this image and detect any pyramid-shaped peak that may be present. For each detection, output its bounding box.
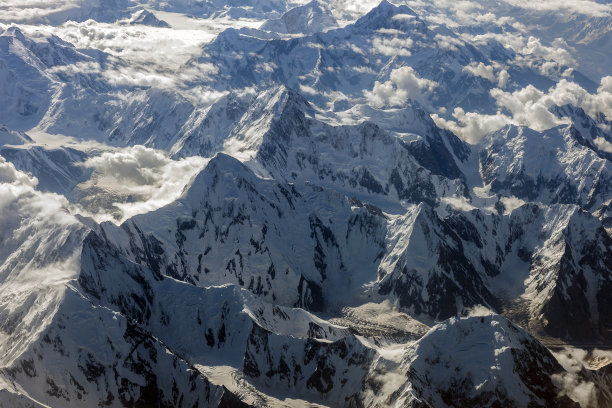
[352,0,419,31]
[260,0,338,35]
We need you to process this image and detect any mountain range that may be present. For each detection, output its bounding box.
[1,1,612,407]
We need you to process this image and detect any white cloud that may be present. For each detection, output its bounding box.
[499,77,612,123]
[78,146,207,222]
[48,60,103,76]
[474,12,497,23]
[421,0,482,22]
[600,76,612,93]
[365,66,436,108]
[372,36,413,57]
[460,32,576,75]
[516,37,577,74]
[463,62,495,82]
[551,372,597,408]
[392,14,416,22]
[497,69,510,88]
[325,0,381,21]
[0,0,86,24]
[499,196,526,214]
[376,28,405,36]
[433,76,612,143]
[461,31,526,54]
[434,33,464,51]
[298,84,317,95]
[348,42,366,56]
[255,61,277,73]
[432,108,510,144]
[587,76,612,119]
[440,195,478,212]
[190,87,229,106]
[0,154,85,367]
[594,137,612,153]
[352,66,376,75]
[551,347,600,408]
[499,0,611,17]
[102,63,176,88]
[25,20,218,89]
[408,0,611,32]
[464,305,495,317]
[0,156,37,187]
[490,85,562,130]
[0,156,77,249]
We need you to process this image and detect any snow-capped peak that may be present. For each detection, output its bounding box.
[260,0,338,35]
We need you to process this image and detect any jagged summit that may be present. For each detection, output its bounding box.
[551,103,612,159]
[351,0,419,31]
[125,9,170,27]
[0,26,87,69]
[479,121,612,210]
[400,314,580,407]
[260,0,338,35]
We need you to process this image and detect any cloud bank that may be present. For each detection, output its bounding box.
[551,347,607,408]
[433,76,612,143]
[0,156,78,264]
[365,66,437,108]
[78,146,207,222]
